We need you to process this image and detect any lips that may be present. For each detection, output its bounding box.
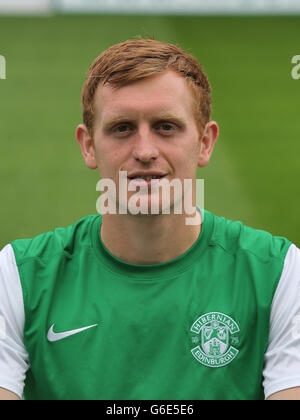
[127,172,167,180]
[128,177,166,187]
[126,172,167,188]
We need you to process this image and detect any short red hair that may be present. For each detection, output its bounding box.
[81,39,212,134]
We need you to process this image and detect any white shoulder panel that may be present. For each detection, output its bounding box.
[263,244,300,399]
[0,244,29,398]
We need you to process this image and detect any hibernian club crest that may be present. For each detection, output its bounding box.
[190,312,240,368]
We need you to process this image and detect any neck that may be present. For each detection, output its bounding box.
[100,211,201,265]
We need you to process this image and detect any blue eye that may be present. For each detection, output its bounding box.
[157,123,176,134]
[116,125,129,132]
[161,124,173,130]
[112,124,133,137]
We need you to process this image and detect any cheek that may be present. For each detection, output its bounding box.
[178,144,200,172]
[94,143,125,178]
[188,141,202,167]
[182,158,200,181]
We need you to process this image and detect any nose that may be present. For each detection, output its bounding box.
[132,125,159,163]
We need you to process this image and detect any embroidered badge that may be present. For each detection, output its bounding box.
[190,312,240,368]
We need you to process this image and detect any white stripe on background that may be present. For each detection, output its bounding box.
[54,0,300,14]
[0,0,52,14]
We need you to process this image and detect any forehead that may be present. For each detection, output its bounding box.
[93,71,195,122]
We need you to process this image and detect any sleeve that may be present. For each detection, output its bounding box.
[0,244,29,398]
[263,243,300,399]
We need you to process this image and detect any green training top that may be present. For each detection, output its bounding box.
[11,209,291,400]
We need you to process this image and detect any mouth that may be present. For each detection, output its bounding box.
[127,173,168,184]
[128,175,167,186]
[128,175,166,181]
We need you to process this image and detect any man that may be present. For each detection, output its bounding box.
[0,39,300,400]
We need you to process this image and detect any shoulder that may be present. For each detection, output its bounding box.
[263,243,300,398]
[207,210,292,263]
[10,215,101,266]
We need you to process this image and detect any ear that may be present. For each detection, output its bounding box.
[76,124,97,170]
[198,121,219,168]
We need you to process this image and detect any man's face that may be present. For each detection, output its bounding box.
[78,70,217,215]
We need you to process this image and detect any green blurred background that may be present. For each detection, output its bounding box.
[0,15,299,248]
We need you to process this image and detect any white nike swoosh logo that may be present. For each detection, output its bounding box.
[47,324,98,342]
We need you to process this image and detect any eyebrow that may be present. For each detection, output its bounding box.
[153,113,187,126]
[102,113,187,131]
[102,116,133,131]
